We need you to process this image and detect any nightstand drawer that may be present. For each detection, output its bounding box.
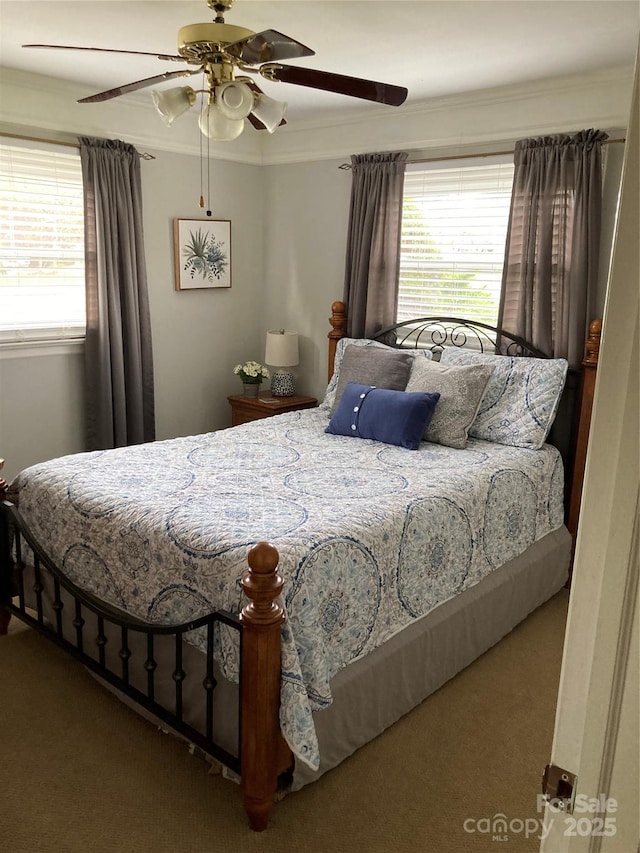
[227,394,317,426]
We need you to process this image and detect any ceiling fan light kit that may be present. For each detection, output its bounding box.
[216,80,254,120]
[198,101,245,141]
[23,0,408,141]
[251,92,288,134]
[151,86,196,126]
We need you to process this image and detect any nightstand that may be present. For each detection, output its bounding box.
[227,393,318,426]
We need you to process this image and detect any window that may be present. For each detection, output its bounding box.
[0,140,85,343]
[398,156,514,326]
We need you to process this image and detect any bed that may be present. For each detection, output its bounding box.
[0,301,601,831]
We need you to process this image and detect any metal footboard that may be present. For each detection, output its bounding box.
[0,498,242,775]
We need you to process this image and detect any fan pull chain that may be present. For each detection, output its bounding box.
[199,116,205,210]
[206,131,212,217]
[198,70,211,215]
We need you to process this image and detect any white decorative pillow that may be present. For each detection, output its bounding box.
[405,359,495,449]
[439,348,568,449]
[322,337,432,410]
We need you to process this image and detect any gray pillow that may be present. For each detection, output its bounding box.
[405,359,495,448]
[322,337,433,410]
[331,345,412,413]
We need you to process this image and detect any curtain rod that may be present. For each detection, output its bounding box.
[0,130,156,160]
[338,136,626,169]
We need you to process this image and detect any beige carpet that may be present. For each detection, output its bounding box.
[0,591,568,853]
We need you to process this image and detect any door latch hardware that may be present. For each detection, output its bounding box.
[542,764,577,813]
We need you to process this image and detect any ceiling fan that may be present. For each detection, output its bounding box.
[23,0,409,141]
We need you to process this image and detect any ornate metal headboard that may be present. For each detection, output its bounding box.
[371,313,579,469]
[327,301,602,549]
[373,316,549,359]
[371,315,575,474]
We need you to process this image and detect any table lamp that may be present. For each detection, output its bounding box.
[265,330,299,397]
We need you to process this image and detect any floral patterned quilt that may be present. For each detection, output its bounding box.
[10,408,564,770]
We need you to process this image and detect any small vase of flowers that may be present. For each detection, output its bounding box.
[234,361,270,397]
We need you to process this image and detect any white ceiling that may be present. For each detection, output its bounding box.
[1,0,638,123]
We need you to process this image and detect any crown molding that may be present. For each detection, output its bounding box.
[259,65,635,165]
[1,64,634,167]
[273,65,635,135]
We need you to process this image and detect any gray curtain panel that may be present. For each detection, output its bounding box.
[498,129,608,367]
[343,151,408,338]
[79,137,155,450]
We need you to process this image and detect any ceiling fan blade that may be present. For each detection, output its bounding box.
[23,44,183,62]
[246,113,268,130]
[244,79,267,129]
[78,69,200,103]
[261,64,408,106]
[225,30,314,64]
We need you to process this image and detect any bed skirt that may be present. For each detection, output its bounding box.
[293,524,570,788]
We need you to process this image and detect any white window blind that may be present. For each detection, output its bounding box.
[0,140,85,343]
[398,157,514,326]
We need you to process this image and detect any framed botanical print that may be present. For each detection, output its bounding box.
[173,218,231,290]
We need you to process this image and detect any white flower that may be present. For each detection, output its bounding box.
[233,360,270,382]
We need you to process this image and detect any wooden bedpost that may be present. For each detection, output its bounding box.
[240,541,287,831]
[328,300,348,382]
[567,319,603,544]
[0,457,11,635]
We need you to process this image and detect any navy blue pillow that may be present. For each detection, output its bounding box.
[325,382,440,450]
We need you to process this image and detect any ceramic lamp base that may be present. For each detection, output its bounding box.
[271,371,295,397]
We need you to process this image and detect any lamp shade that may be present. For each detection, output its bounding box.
[216,81,254,120]
[151,86,196,125]
[251,93,287,133]
[265,330,299,367]
[198,103,245,140]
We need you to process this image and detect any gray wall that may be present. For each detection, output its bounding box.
[0,148,265,481]
[140,149,265,442]
[260,144,625,405]
[262,158,351,403]
[0,345,85,479]
[0,139,625,483]
[0,65,632,481]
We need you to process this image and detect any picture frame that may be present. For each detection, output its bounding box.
[173,218,232,290]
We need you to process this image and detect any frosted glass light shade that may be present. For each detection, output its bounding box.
[251,93,287,133]
[198,103,244,140]
[151,86,196,125]
[265,330,299,367]
[216,81,254,120]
